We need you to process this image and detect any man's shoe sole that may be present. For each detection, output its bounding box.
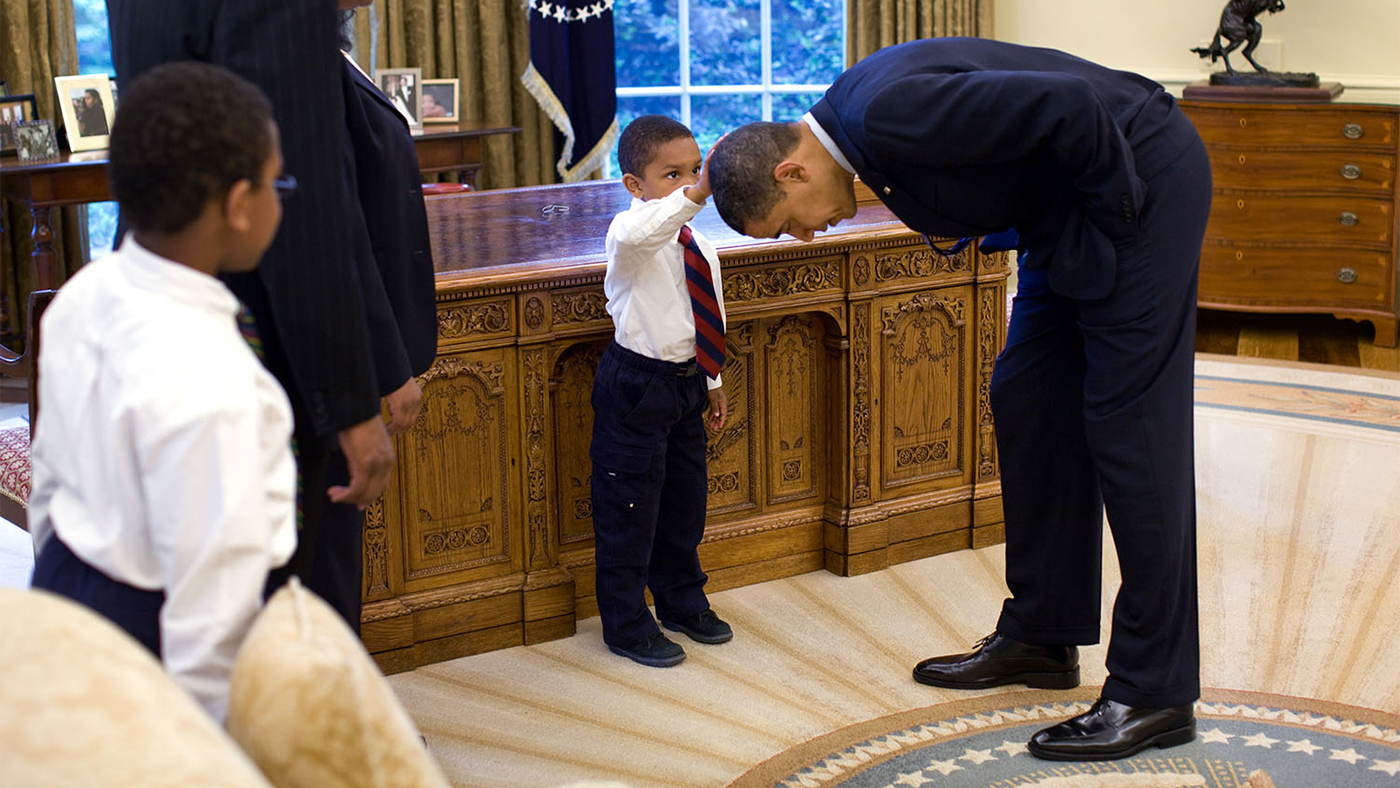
[1027,720,1196,761]
[661,620,733,645]
[608,644,686,667]
[912,665,1080,690]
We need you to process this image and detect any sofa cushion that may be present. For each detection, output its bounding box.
[227,577,449,788]
[0,587,273,788]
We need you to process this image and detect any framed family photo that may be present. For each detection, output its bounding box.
[55,73,116,152]
[15,119,60,162]
[375,67,422,129]
[420,78,459,124]
[1,93,39,153]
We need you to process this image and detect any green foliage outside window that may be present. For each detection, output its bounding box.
[613,0,843,171]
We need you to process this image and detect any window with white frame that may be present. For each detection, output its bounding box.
[613,0,846,171]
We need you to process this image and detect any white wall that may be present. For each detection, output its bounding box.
[993,0,1400,103]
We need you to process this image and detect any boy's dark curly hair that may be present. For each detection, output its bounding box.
[109,61,274,234]
[616,114,694,178]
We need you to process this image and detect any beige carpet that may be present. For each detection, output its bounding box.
[388,354,1400,788]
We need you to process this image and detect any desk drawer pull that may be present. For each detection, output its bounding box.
[1340,211,1358,226]
[1340,164,1362,180]
[1343,123,1364,140]
[1336,267,1358,284]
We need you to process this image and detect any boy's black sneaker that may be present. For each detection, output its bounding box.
[661,609,733,644]
[609,632,686,667]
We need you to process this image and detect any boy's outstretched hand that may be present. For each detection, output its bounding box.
[706,388,728,432]
[686,133,728,205]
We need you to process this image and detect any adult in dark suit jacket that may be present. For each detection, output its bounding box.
[301,50,438,631]
[709,37,1211,761]
[106,0,396,607]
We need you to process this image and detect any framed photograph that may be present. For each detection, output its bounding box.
[420,78,459,124]
[0,92,38,126]
[0,123,14,154]
[374,67,422,129]
[54,73,116,152]
[15,119,60,162]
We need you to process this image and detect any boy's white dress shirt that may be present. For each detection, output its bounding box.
[28,237,297,722]
[604,186,728,390]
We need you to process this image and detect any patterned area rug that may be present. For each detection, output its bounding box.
[729,688,1400,788]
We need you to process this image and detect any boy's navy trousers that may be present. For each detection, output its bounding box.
[590,341,712,648]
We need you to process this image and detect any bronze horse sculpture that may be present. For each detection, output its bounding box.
[1192,0,1286,74]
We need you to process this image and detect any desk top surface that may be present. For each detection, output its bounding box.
[427,179,912,284]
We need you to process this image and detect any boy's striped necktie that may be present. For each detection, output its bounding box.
[236,303,265,361]
[677,225,726,379]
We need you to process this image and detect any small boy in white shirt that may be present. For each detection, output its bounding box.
[591,115,732,668]
[28,61,297,722]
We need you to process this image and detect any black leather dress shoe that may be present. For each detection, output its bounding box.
[912,632,1079,690]
[608,632,686,667]
[1028,698,1195,761]
[661,609,733,644]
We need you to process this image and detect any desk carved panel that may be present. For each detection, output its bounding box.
[360,181,1009,671]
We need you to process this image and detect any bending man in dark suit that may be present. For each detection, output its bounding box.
[107,0,397,618]
[708,37,1211,761]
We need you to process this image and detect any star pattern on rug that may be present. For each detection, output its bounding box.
[994,740,1028,757]
[1371,760,1400,777]
[1287,739,1323,754]
[1242,732,1281,748]
[1201,727,1234,744]
[958,747,997,765]
[1330,747,1366,764]
[891,771,932,787]
[924,758,962,776]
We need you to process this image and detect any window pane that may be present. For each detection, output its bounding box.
[690,94,761,151]
[771,0,844,84]
[771,92,824,122]
[614,95,683,174]
[690,0,760,86]
[73,0,113,76]
[86,203,119,259]
[615,0,680,88]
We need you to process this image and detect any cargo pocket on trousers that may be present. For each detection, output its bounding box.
[591,443,654,508]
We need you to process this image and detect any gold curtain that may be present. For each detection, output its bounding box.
[0,0,80,342]
[347,0,553,189]
[850,0,994,63]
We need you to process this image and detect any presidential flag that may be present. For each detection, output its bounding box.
[521,0,620,182]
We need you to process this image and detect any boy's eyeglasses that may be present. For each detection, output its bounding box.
[273,174,298,200]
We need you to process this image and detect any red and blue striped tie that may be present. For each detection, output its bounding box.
[678,225,725,379]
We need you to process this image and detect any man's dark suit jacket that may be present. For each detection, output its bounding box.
[341,57,438,390]
[809,37,1200,299]
[107,0,380,441]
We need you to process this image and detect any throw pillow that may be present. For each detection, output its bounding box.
[227,577,449,788]
[0,587,272,788]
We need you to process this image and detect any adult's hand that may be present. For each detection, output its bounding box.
[328,415,395,508]
[384,377,423,436]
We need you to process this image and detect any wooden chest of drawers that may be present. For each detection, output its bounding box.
[1180,100,1400,346]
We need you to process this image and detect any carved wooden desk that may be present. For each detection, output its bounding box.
[365,180,1011,672]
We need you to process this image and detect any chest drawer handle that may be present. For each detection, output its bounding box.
[1343,123,1364,140]
[1340,211,1359,226]
[1340,164,1362,180]
[1336,267,1358,284]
